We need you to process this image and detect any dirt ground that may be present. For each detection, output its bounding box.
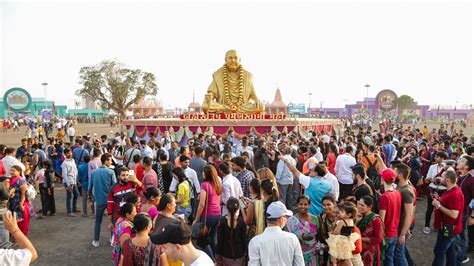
[1,122,473,265]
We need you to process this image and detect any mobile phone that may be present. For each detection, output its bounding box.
[128,169,135,176]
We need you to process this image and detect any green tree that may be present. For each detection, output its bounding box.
[76,60,158,118]
[394,94,415,111]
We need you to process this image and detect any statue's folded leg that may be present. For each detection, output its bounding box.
[238,103,261,114]
[203,102,228,113]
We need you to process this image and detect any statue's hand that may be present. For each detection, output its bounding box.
[204,93,214,103]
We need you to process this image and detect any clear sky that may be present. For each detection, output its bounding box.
[1,0,473,110]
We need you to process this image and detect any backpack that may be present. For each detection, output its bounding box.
[365,180,380,213]
[365,155,378,179]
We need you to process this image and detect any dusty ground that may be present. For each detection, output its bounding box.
[1,122,473,265]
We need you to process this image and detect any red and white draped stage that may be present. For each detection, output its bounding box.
[124,114,343,144]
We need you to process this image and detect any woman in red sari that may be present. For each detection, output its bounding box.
[356,195,383,266]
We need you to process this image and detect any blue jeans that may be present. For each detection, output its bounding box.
[394,238,409,266]
[384,237,397,266]
[94,204,107,241]
[456,213,469,263]
[176,205,192,221]
[277,183,293,210]
[432,230,457,266]
[65,184,79,213]
[199,215,220,261]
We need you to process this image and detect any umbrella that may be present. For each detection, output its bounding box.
[41,109,53,120]
[24,115,38,125]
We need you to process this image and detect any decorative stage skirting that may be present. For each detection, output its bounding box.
[124,118,343,144]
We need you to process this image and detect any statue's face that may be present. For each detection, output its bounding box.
[225,50,241,71]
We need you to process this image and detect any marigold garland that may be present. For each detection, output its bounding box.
[223,65,244,111]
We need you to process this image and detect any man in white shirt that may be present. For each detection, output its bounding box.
[1,148,25,178]
[160,130,173,151]
[140,140,154,160]
[276,146,297,209]
[151,221,213,266]
[423,151,448,235]
[67,126,76,143]
[124,141,141,168]
[56,121,62,131]
[318,161,340,201]
[61,148,79,217]
[335,146,356,200]
[219,161,243,216]
[248,201,304,266]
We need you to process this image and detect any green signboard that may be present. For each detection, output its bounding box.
[3,87,32,112]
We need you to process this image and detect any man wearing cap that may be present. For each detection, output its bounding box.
[280,155,332,216]
[248,201,304,266]
[379,168,402,266]
[150,221,213,265]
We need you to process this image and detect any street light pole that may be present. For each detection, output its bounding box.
[42,82,48,110]
[308,92,312,116]
[365,84,370,115]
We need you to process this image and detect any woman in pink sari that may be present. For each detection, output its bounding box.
[8,165,30,236]
[287,195,320,266]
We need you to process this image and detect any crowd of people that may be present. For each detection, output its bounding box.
[0,119,474,266]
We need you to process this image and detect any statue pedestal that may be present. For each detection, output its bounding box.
[124,115,342,144]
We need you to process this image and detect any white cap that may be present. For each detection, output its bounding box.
[266,201,293,219]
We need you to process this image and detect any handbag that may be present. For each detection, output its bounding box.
[192,187,209,238]
[199,188,209,237]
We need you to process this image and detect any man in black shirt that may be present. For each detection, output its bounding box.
[351,163,374,201]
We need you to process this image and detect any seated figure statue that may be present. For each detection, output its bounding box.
[202,50,264,114]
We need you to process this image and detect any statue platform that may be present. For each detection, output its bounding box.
[124,114,343,143]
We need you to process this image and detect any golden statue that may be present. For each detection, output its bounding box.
[203,50,265,114]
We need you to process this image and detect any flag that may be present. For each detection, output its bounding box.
[454,105,457,111]
[361,104,365,110]
[437,105,440,112]
[52,103,56,111]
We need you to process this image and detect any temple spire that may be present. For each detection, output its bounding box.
[274,87,283,102]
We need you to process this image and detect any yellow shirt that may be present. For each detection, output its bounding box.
[177,181,190,207]
[422,128,429,138]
